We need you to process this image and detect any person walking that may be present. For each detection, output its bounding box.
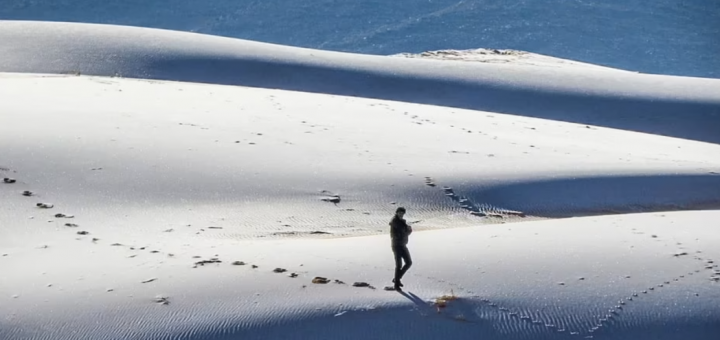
[390,207,412,290]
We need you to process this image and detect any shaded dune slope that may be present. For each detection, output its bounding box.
[1,20,719,144]
[1,74,719,239]
[443,174,720,218]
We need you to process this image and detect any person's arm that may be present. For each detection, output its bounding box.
[404,220,412,235]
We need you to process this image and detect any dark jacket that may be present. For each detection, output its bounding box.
[390,215,412,246]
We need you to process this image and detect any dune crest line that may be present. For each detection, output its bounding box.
[1,20,719,144]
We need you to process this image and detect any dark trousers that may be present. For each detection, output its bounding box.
[392,244,412,281]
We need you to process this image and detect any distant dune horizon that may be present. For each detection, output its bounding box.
[2,0,719,78]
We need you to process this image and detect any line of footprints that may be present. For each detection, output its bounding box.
[417,234,718,337]
[5,175,718,329]
[2,175,389,306]
[424,177,526,219]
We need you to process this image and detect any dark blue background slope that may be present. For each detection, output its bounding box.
[2,0,719,78]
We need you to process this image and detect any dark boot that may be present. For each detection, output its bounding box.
[392,278,404,287]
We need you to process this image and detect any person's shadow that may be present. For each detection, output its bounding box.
[398,290,435,315]
[399,291,426,306]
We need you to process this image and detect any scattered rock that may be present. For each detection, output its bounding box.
[3,178,16,183]
[92,238,99,242]
[76,231,89,235]
[207,226,223,229]
[150,250,159,253]
[312,277,330,284]
[194,258,222,266]
[22,191,33,196]
[64,223,79,228]
[141,278,157,284]
[289,273,299,278]
[232,261,246,266]
[251,265,258,269]
[163,228,174,232]
[36,203,54,209]
[321,195,341,204]
[273,268,287,273]
[310,231,331,235]
[352,282,370,288]
[110,243,122,246]
[107,288,114,292]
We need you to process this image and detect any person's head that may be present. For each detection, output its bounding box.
[395,207,406,218]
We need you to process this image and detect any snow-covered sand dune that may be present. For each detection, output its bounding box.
[1,21,720,340]
[3,210,719,340]
[1,20,720,144]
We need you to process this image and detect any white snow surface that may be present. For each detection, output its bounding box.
[1,21,720,340]
[1,20,720,144]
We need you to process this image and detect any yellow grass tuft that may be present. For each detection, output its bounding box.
[433,289,459,312]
